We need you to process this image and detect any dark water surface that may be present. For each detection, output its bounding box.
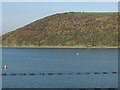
[2,48,118,88]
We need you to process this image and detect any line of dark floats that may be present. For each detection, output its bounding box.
[1,72,118,76]
[1,88,119,90]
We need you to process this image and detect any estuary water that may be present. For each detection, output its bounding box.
[2,48,118,88]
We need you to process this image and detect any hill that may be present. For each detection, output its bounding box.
[2,12,118,47]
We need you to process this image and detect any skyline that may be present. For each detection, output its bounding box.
[2,2,118,34]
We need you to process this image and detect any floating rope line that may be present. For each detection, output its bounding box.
[1,72,118,76]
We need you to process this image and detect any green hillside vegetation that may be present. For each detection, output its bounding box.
[2,12,119,47]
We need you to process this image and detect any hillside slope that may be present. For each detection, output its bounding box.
[2,12,118,47]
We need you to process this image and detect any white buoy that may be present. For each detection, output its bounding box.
[77,53,79,56]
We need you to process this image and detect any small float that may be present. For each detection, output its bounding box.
[77,53,79,56]
[3,65,7,70]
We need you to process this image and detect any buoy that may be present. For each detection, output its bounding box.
[3,65,7,69]
[77,53,79,56]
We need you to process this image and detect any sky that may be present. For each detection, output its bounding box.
[2,2,118,34]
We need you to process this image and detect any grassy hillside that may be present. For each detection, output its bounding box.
[2,12,118,47]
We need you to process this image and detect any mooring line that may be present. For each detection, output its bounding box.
[1,72,118,76]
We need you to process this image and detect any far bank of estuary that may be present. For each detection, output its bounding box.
[1,45,119,49]
[2,12,118,47]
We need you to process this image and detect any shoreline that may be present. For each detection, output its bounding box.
[1,46,119,49]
